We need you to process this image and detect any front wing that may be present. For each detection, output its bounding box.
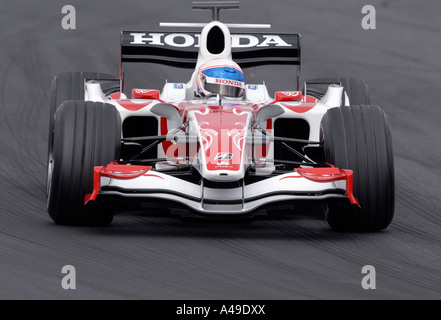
[85,164,359,215]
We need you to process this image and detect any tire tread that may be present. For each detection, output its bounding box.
[322,105,394,231]
[48,101,121,225]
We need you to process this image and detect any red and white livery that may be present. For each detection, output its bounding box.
[47,1,395,231]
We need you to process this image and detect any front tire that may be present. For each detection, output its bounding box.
[47,101,121,225]
[321,105,395,231]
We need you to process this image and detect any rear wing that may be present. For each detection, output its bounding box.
[120,31,301,84]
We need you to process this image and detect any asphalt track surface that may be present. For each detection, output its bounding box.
[0,0,440,299]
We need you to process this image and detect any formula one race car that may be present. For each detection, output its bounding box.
[46,1,394,231]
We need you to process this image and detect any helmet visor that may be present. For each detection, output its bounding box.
[204,82,244,98]
[201,75,244,98]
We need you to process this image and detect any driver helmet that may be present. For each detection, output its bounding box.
[195,58,245,98]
